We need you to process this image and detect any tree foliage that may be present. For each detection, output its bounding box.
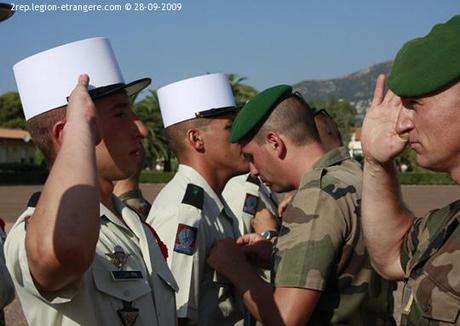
[228,73,258,108]
[0,92,26,129]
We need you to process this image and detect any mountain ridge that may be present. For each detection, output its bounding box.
[293,61,393,117]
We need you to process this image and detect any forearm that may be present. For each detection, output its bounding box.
[229,262,283,325]
[26,122,100,290]
[362,159,414,279]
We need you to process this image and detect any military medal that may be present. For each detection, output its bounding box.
[106,247,143,281]
[106,247,130,270]
[118,300,139,326]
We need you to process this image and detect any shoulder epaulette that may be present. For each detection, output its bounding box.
[182,184,204,210]
[246,175,260,186]
[27,192,41,208]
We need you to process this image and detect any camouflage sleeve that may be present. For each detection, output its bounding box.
[400,204,451,274]
[274,187,349,291]
[400,216,425,273]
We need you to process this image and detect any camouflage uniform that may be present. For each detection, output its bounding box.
[274,147,395,325]
[400,200,460,325]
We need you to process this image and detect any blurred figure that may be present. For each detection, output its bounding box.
[312,107,343,151]
[113,144,151,221]
[222,173,279,237]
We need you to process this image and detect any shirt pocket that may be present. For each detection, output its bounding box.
[92,268,152,302]
[413,271,460,323]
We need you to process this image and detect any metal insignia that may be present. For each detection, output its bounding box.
[106,245,130,270]
[118,301,139,326]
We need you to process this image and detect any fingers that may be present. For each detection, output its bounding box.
[382,89,402,108]
[236,233,263,245]
[371,74,386,107]
[78,74,89,87]
[69,74,90,101]
[236,234,252,245]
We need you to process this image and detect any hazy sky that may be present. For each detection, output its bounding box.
[1,0,459,97]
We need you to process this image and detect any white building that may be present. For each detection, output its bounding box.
[0,128,35,164]
[348,128,362,159]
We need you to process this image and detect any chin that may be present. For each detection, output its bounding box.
[415,156,446,173]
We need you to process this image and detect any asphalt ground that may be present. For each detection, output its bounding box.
[1,184,459,325]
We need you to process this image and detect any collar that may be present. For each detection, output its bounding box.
[177,164,225,213]
[299,146,350,189]
[100,196,141,232]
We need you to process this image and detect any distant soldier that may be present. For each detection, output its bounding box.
[222,173,279,237]
[5,38,177,325]
[360,15,460,325]
[312,107,343,151]
[208,85,396,325]
[114,144,152,221]
[146,73,249,325]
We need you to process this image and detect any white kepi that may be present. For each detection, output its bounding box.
[13,37,151,120]
[158,73,236,128]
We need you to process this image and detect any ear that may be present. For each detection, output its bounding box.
[186,128,205,152]
[265,132,286,159]
[51,119,66,152]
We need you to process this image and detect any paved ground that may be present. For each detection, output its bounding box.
[1,184,459,325]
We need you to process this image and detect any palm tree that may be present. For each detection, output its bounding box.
[227,73,258,108]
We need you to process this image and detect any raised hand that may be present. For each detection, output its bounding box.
[66,74,100,143]
[361,75,409,165]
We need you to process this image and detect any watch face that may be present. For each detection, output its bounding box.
[261,230,277,240]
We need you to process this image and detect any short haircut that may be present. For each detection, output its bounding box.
[164,118,211,158]
[26,107,66,163]
[254,95,320,145]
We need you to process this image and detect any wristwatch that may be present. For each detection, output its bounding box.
[260,230,278,240]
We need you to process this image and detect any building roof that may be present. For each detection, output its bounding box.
[0,128,31,142]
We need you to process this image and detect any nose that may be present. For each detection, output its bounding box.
[249,162,259,177]
[133,117,148,139]
[395,106,415,137]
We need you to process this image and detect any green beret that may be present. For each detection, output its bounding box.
[388,15,460,97]
[229,85,292,143]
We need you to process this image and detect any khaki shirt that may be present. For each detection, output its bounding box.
[222,173,279,235]
[147,164,244,325]
[400,200,460,325]
[5,196,178,326]
[275,147,395,325]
